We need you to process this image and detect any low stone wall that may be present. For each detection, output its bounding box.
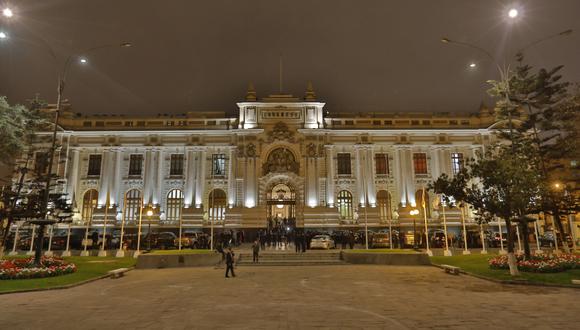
[136,253,222,269]
[341,252,431,265]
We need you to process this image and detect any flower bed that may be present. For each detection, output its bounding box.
[0,257,77,280]
[489,254,580,273]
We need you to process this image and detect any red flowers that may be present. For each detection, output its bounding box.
[489,254,580,273]
[0,257,77,280]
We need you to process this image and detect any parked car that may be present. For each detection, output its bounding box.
[145,231,177,249]
[371,233,391,248]
[310,235,335,249]
[174,231,205,249]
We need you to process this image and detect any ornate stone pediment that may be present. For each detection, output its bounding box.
[267,122,295,143]
[262,148,299,175]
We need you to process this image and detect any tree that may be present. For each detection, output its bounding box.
[490,56,580,252]
[0,96,51,256]
[431,143,542,275]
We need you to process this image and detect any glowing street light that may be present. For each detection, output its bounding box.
[469,62,477,68]
[508,8,518,18]
[0,31,7,39]
[79,57,88,64]
[2,8,13,18]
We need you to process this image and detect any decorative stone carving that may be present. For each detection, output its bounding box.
[246,143,256,157]
[306,143,316,157]
[262,148,299,175]
[267,122,295,143]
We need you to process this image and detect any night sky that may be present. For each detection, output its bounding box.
[0,0,579,116]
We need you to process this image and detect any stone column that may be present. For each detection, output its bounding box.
[244,156,256,208]
[97,150,111,206]
[325,146,335,207]
[112,149,122,207]
[194,149,206,208]
[306,155,318,207]
[152,149,164,206]
[355,147,364,205]
[227,148,236,207]
[143,149,154,206]
[366,147,376,206]
[184,149,196,207]
[66,149,81,204]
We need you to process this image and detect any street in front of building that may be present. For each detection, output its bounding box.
[1,265,578,329]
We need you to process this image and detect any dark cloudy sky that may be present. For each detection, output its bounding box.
[0,0,579,116]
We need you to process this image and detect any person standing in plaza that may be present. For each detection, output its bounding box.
[252,239,260,263]
[225,247,236,278]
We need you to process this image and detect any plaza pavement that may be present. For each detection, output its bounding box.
[0,265,578,329]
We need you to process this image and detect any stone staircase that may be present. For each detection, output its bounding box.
[237,250,344,266]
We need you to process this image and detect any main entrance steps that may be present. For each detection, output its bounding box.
[237,250,345,266]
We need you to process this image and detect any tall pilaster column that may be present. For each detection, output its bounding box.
[153,149,164,205]
[112,149,122,207]
[97,150,111,206]
[355,147,364,205]
[366,147,376,206]
[227,148,236,207]
[184,149,196,207]
[194,150,206,208]
[143,149,154,205]
[306,155,318,207]
[244,156,256,208]
[325,146,335,207]
[66,149,81,204]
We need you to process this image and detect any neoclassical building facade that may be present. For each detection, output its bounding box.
[28,86,502,240]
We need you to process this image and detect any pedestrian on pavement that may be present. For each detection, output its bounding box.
[252,239,260,263]
[225,247,236,278]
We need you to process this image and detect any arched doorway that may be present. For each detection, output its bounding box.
[208,189,227,224]
[266,183,296,232]
[82,189,99,223]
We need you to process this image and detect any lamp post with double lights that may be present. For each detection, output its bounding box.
[0,29,131,262]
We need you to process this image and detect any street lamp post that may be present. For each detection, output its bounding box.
[0,32,131,263]
[146,207,153,252]
[410,209,419,249]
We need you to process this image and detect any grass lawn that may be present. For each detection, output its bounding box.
[0,256,136,294]
[430,254,580,286]
[347,249,419,254]
[148,249,213,255]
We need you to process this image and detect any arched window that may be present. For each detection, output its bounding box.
[166,189,183,222]
[337,190,353,220]
[377,190,392,221]
[82,189,99,223]
[124,189,142,222]
[208,189,227,223]
[415,189,431,218]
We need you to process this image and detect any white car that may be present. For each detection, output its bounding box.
[310,235,335,249]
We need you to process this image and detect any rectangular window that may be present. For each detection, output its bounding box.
[170,154,184,176]
[34,152,49,174]
[87,154,102,176]
[212,154,226,176]
[337,153,352,175]
[375,153,389,175]
[128,154,143,176]
[451,152,464,174]
[413,153,428,175]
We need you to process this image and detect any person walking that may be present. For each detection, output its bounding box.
[225,247,236,278]
[252,239,260,263]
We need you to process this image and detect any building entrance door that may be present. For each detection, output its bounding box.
[266,184,296,233]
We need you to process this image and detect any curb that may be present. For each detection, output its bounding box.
[430,263,580,289]
[0,266,136,295]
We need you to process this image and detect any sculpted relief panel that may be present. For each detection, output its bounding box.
[262,148,299,175]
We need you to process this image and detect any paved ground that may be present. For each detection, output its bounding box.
[1,265,578,329]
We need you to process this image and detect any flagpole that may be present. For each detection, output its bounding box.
[98,191,109,257]
[441,195,452,256]
[422,187,432,256]
[116,192,128,257]
[134,198,144,258]
[460,203,471,255]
